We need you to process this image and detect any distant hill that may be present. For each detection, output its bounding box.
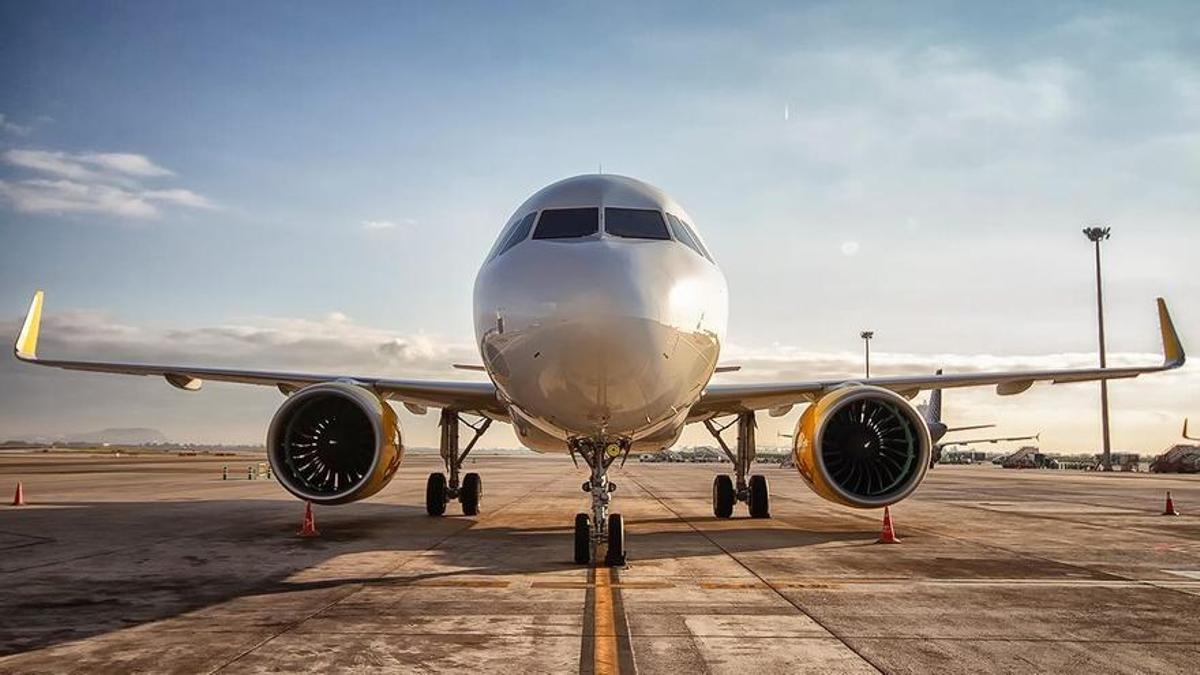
[64,428,170,445]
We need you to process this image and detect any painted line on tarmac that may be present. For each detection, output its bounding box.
[580,566,637,674]
[594,566,619,673]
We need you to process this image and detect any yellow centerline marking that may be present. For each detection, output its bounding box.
[593,566,620,675]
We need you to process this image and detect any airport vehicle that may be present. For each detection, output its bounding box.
[12,174,1187,566]
[1000,447,1058,469]
[1150,444,1200,473]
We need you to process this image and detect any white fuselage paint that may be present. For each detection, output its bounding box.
[473,175,728,453]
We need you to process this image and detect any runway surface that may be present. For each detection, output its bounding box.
[1,452,1198,673]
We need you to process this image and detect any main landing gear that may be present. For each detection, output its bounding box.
[426,409,492,517]
[704,411,771,519]
[570,438,628,567]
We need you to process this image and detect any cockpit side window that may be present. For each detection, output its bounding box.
[666,213,712,261]
[533,207,599,239]
[494,212,537,258]
[605,208,670,240]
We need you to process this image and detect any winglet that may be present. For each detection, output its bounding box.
[14,290,44,361]
[1157,298,1185,368]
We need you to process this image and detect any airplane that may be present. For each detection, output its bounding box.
[11,174,1187,567]
[942,433,1041,448]
[1185,419,1199,441]
[920,372,1039,465]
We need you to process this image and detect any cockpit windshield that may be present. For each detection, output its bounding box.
[604,208,671,240]
[493,212,536,258]
[533,208,599,239]
[666,213,713,261]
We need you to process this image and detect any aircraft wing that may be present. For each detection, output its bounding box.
[12,291,505,417]
[693,298,1184,417]
[946,433,1040,446]
[944,423,996,433]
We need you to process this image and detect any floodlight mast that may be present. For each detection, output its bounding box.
[860,331,874,378]
[1083,225,1113,472]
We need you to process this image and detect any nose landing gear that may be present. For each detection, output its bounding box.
[570,438,629,566]
[704,411,771,519]
[426,409,492,517]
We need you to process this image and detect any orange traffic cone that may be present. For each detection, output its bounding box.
[297,502,319,537]
[1162,491,1180,516]
[11,482,26,506]
[877,506,900,544]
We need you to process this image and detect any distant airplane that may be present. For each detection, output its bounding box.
[1185,419,1199,441]
[921,370,1039,465]
[12,174,1187,566]
[945,433,1041,446]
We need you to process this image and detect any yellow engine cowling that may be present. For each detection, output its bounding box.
[792,385,931,508]
[267,382,403,505]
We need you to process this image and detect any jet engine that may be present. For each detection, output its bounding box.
[791,385,931,508]
[267,382,403,505]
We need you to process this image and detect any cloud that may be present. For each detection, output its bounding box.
[0,179,217,218]
[840,240,859,256]
[361,218,415,231]
[80,152,175,178]
[4,149,173,182]
[0,148,214,219]
[4,309,476,374]
[0,113,31,136]
[142,188,217,209]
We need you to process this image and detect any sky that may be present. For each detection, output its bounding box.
[1,1,1197,453]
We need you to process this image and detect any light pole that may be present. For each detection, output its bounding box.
[860,331,874,378]
[1083,225,1112,471]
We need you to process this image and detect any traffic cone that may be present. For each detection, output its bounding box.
[297,502,319,537]
[877,506,900,544]
[1162,491,1180,516]
[11,482,26,506]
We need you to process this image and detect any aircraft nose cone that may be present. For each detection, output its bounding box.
[476,239,723,438]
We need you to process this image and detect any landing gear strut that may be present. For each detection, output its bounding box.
[704,411,770,518]
[570,438,628,566]
[426,409,492,517]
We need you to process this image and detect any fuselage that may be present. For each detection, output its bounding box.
[473,175,728,452]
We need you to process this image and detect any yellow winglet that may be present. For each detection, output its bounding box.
[1157,297,1185,368]
[14,290,44,361]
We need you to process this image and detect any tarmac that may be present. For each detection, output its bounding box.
[1,451,1198,674]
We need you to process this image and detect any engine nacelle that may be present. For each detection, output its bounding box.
[267,382,403,505]
[792,385,931,508]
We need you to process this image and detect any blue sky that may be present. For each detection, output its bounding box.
[1,1,1197,451]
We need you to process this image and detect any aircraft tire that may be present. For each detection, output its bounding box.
[713,475,735,518]
[748,474,770,518]
[425,473,447,516]
[461,472,482,515]
[605,513,626,567]
[574,513,590,564]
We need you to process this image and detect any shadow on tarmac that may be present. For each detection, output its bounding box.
[0,498,867,656]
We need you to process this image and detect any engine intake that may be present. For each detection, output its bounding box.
[267,382,403,505]
[792,385,931,508]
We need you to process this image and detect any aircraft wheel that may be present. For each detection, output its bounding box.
[460,472,482,516]
[712,475,735,518]
[605,513,626,567]
[748,474,771,518]
[574,513,590,564]
[425,473,447,516]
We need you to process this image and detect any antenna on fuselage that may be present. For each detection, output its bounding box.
[598,162,603,174]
